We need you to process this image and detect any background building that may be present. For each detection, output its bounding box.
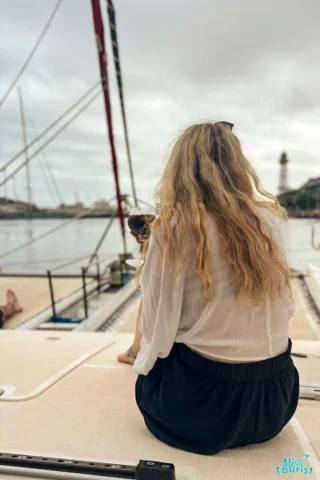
[277,177,320,212]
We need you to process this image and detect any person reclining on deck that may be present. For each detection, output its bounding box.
[118,121,298,455]
[0,289,23,328]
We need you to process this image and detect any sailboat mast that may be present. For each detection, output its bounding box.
[3,168,7,199]
[90,0,127,253]
[18,87,32,213]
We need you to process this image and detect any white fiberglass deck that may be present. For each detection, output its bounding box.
[1,277,320,480]
[1,331,320,480]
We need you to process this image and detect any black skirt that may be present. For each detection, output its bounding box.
[135,338,299,455]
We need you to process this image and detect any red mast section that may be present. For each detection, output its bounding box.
[90,0,126,252]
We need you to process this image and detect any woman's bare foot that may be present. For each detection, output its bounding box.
[117,346,138,365]
[6,289,23,314]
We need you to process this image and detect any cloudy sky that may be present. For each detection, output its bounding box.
[1,0,319,207]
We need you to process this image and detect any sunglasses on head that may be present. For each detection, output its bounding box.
[215,121,234,131]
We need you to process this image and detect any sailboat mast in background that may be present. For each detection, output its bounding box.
[18,87,32,213]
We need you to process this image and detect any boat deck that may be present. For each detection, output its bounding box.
[1,274,319,337]
[1,274,320,479]
[99,277,320,342]
[290,278,320,340]
[0,277,83,329]
[1,332,320,480]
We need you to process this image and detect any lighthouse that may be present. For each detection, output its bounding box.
[278,152,289,194]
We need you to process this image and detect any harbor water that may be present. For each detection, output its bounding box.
[0,218,319,275]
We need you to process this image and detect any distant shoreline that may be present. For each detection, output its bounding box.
[286,209,320,219]
[0,211,318,220]
[0,198,130,220]
[0,212,129,220]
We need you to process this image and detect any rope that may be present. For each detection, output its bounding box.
[0,0,63,108]
[106,0,138,208]
[0,89,102,187]
[0,81,101,172]
[51,253,95,273]
[90,0,127,254]
[0,253,116,270]
[52,251,121,274]
[0,258,91,267]
[0,195,115,261]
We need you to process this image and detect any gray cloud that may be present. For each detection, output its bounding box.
[0,0,319,207]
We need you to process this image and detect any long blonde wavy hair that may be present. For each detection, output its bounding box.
[137,121,291,305]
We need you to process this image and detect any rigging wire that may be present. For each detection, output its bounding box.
[0,88,102,188]
[1,252,121,270]
[85,211,116,272]
[0,80,101,172]
[41,152,63,205]
[1,258,91,267]
[105,0,138,208]
[36,149,57,204]
[51,253,99,273]
[51,252,118,274]
[0,0,63,108]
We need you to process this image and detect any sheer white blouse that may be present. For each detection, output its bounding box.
[133,208,295,376]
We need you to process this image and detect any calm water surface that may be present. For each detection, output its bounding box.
[0,218,319,275]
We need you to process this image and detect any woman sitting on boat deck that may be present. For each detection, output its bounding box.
[119,121,299,455]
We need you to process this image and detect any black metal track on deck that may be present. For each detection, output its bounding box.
[0,452,176,479]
